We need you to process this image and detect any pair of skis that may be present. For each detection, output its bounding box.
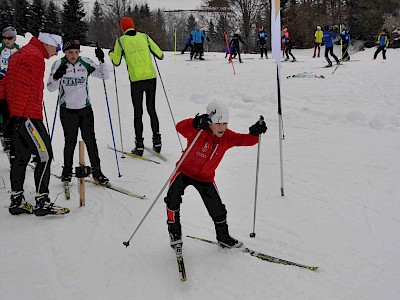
[107,145,167,164]
[174,235,318,282]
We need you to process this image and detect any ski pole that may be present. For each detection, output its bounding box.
[96,44,121,177]
[113,65,125,158]
[50,90,61,142]
[43,102,50,136]
[123,128,204,248]
[153,56,184,152]
[250,115,264,238]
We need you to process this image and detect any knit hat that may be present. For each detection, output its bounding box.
[316,25,321,30]
[120,16,135,33]
[38,32,62,50]
[258,25,263,31]
[2,26,17,40]
[206,102,229,124]
[282,26,287,31]
[62,39,80,52]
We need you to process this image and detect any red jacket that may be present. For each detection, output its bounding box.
[5,37,49,120]
[175,118,259,182]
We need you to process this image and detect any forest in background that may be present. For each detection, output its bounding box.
[1,0,400,52]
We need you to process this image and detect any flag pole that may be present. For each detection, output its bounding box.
[271,0,285,196]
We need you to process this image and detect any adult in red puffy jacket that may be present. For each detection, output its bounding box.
[5,31,69,217]
[165,102,267,249]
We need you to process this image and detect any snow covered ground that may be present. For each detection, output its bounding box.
[1,35,399,299]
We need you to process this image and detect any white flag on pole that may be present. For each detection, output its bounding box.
[271,0,282,80]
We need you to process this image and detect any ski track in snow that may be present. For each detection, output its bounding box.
[0,33,400,299]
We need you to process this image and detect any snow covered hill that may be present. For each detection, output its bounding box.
[0,34,399,299]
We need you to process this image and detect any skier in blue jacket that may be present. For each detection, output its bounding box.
[373,29,389,60]
[190,27,208,60]
[322,26,340,67]
[340,23,351,61]
[181,35,193,54]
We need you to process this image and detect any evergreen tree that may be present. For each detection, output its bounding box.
[45,1,61,33]
[88,0,109,47]
[0,0,13,32]
[13,0,30,36]
[29,0,46,37]
[61,0,88,43]
[186,14,196,33]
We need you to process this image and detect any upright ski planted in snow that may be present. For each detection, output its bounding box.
[186,235,318,271]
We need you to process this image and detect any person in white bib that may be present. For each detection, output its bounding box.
[47,38,110,185]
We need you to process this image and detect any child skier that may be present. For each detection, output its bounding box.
[229,30,246,63]
[373,29,389,60]
[257,25,268,59]
[340,23,351,61]
[313,25,323,58]
[181,34,193,54]
[282,26,296,62]
[322,25,340,67]
[47,39,110,184]
[165,102,268,249]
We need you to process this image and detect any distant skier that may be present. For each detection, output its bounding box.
[313,25,323,58]
[340,23,351,61]
[229,30,246,63]
[181,34,193,54]
[322,25,340,67]
[165,102,267,250]
[282,26,296,62]
[47,38,110,185]
[257,25,268,59]
[373,29,389,60]
[190,26,208,60]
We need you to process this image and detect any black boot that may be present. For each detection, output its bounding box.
[92,166,109,185]
[34,193,70,216]
[61,166,73,182]
[167,208,182,248]
[9,191,33,215]
[215,220,243,248]
[152,133,162,153]
[131,138,144,156]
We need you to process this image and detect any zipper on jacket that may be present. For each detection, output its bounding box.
[210,144,219,160]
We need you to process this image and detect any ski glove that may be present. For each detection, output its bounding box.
[0,69,6,80]
[95,46,105,63]
[193,113,212,130]
[53,62,68,80]
[249,120,268,136]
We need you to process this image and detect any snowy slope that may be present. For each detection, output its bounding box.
[0,34,399,300]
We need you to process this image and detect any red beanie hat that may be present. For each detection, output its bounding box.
[120,17,135,32]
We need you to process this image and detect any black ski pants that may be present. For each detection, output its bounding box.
[285,42,295,60]
[259,44,268,58]
[0,100,10,136]
[9,117,53,194]
[164,173,228,227]
[60,106,100,168]
[130,78,159,141]
[325,46,339,65]
[374,46,387,59]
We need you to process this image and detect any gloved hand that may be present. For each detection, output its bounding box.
[95,45,105,63]
[0,69,6,80]
[249,118,267,136]
[193,113,211,130]
[53,62,68,80]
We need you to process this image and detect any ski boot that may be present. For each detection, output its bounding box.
[34,193,70,216]
[168,223,183,249]
[152,133,162,153]
[131,138,144,157]
[215,220,243,248]
[92,166,109,185]
[61,166,73,182]
[9,191,33,215]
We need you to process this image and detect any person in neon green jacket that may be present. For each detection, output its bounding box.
[109,16,164,156]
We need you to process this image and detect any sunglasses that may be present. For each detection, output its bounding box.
[2,36,14,40]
